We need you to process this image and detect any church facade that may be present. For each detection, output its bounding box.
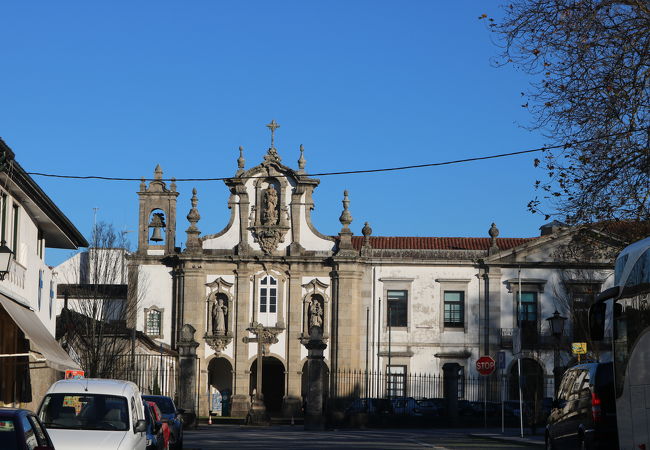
[129,124,620,418]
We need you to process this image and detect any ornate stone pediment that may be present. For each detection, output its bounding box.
[205,277,234,293]
[251,226,289,255]
[204,332,233,355]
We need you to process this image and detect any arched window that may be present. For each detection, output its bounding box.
[258,276,277,326]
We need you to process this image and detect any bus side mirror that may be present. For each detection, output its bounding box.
[613,302,622,340]
[589,302,606,341]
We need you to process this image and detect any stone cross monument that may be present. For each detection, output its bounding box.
[242,322,280,426]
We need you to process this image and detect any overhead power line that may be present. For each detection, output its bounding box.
[25,130,642,182]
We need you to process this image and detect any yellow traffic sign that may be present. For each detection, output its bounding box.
[572,342,587,354]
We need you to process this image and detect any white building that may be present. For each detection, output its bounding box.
[0,138,87,410]
[126,126,626,417]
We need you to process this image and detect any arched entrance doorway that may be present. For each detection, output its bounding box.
[208,357,233,416]
[508,358,545,410]
[250,356,285,414]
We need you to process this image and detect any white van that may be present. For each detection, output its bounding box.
[38,379,147,450]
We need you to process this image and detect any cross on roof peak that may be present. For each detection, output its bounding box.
[266,119,280,148]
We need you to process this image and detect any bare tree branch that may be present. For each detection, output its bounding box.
[486,0,650,224]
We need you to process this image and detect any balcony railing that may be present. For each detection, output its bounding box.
[499,327,572,350]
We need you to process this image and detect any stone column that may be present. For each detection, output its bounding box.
[177,324,199,427]
[231,264,252,417]
[331,262,363,371]
[282,269,303,418]
[182,265,208,417]
[304,328,327,430]
[487,268,502,356]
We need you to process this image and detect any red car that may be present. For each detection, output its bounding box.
[147,401,170,450]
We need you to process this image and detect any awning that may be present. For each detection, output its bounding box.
[0,294,81,371]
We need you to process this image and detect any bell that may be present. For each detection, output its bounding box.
[150,226,163,242]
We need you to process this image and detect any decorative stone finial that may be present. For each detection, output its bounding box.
[170,177,177,192]
[154,164,163,180]
[362,222,372,238]
[140,177,146,191]
[237,146,245,170]
[488,222,500,255]
[338,190,353,230]
[360,221,373,255]
[185,188,201,252]
[298,144,306,172]
[489,222,499,239]
[187,188,200,224]
[335,190,356,256]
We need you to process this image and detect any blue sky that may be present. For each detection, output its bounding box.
[0,1,550,266]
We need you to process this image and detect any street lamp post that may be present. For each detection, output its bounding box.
[546,310,567,396]
[0,240,14,281]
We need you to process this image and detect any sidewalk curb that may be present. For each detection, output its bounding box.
[468,432,545,447]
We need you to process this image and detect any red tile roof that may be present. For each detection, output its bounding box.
[350,236,537,251]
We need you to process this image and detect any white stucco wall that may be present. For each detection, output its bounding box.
[298,203,334,251]
[202,197,240,250]
[138,264,173,345]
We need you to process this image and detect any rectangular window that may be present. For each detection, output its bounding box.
[387,290,407,327]
[37,270,43,311]
[146,310,161,336]
[37,229,44,259]
[11,204,19,259]
[0,193,5,242]
[49,280,54,318]
[387,365,406,398]
[457,366,465,399]
[518,291,537,323]
[269,287,276,313]
[518,291,538,348]
[443,291,464,327]
[572,290,593,342]
[260,289,267,313]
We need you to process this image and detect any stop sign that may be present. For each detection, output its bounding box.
[476,356,496,376]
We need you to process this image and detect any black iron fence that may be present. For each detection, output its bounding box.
[102,354,178,398]
[329,368,554,426]
[332,369,444,400]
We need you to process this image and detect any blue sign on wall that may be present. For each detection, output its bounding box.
[497,351,506,369]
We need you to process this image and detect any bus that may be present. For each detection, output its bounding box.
[590,236,650,450]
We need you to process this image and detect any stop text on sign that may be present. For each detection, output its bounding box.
[476,356,496,376]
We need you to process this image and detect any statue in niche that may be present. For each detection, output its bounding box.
[308,297,323,331]
[211,296,228,335]
[261,186,278,225]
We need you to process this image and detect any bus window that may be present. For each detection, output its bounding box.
[589,302,606,341]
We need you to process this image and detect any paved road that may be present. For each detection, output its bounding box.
[183,425,536,449]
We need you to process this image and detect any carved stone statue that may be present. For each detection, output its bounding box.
[261,187,278,225]
[212,297,228,335]
[308,298,323,330]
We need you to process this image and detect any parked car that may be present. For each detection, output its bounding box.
[502,400,526,418]
[391,397,418,416]
[344,398,393,415]
[38,379,147,450]
[143,401,165,450]
[0,407,56,450]
[546,362,618,450]
[146,402,169,450]
[413,399,442,417]
[469,401,500,417]
[457,400,475,417]
[142,395,183,450]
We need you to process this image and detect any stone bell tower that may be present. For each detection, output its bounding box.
[137,165,179,255]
